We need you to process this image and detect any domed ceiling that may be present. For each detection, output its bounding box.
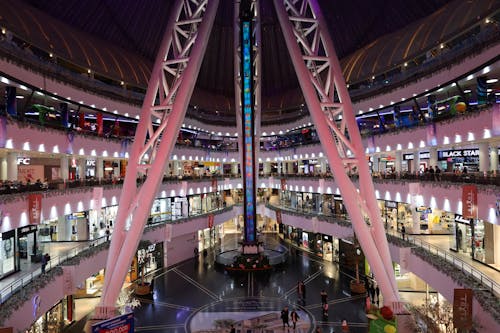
[3,0,497,124]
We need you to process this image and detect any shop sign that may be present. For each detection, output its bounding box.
[28,194,42,224]
[309,159,318,164]
[462,185,477,219]
[385,201,397,209]
[16,157,31,165]
[454,214,470,224]
[18,224,38,236]
[416,206,432,213]
[419,151,430,159]
[92,312,134,333]
[439,149,479,159]
[453,289,473,329]
[403,153,414,160]
[86,159,96,167]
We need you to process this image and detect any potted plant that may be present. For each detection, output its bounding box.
[350,247,367,294]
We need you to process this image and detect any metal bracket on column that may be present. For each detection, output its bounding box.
[274,0,400,305]
[96,0,219,319]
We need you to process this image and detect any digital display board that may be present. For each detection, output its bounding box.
[242,20,256,243]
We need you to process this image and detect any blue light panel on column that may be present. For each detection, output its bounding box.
[242,21,256,243]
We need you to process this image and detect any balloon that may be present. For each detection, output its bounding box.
[456,102,466,113]
[384,324,396,333]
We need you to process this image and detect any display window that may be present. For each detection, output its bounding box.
[25,300,68,333]
[130,242,164,282]
[472,219,485,262]
[452,215,473,255]
[1,230,17,279]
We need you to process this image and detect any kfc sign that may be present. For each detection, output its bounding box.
[17,157,31,165]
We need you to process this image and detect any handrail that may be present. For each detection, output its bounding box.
[268,202,500,297]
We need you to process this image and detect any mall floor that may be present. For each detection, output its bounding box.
[67,234,368,333]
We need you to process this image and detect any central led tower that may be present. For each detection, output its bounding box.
[240,0,257,244]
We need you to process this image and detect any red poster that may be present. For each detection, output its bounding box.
[462,185,477,219]
[79,112,85,129]
[96,112,103,136]
[208,214,214,228]
[280,178,286,191]
[28,194,42,224]
[453,289,473,329]
[211,179,217,190]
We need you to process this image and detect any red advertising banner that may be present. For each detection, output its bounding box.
[208,214,214,228]
[453,288,473,329]
[462,185,477,219]
[280,178,286,191]
[211,178,217,190]
[96,112,103,136]
[28,194,42,224]
[276,210,282,224]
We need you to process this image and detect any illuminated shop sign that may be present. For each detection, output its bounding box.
[439,149,479,159]
[419,152,430,159]
[17,157,31,165]
[86,159,96,167]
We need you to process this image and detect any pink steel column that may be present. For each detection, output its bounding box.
[95,0,219,319]
[273,0,399,306]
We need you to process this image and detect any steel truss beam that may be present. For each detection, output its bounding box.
[274,0,401,308]
[234,0,262,181]
[96,0,219,319]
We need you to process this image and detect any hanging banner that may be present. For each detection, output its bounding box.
[97,112,104,136]
[453,289,473,329]
[208,214,214,228]
[275,210,282,224]
[78,112,85,129]
[28,194,42,224]
[0,115,6,148]
[211,178,217,191]
[426,123,437,146]
[5,86,17,116]
[281,178,286,191]
[462,185,477,219]
[60,103,69,128]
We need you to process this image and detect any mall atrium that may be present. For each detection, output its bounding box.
[0,0,499,332]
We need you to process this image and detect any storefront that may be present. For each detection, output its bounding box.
[438,148,479,172]
[0,230,17,279]
[384,201,398,231]
[150,197,171,224]
[25,298,72,333]
[130,242,164,282]
[198,225,222,252]
[65,212,89,241]
[17,225,39,262]
[85,159,97,179]
[451,215,473,255]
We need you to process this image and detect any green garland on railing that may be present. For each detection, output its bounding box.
[410,246,500,323]
[0,267,63,326]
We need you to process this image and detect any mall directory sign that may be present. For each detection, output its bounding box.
[92,313,134,333]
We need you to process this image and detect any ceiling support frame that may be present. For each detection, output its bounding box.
[274,0,401,308]
[95,0,219,319]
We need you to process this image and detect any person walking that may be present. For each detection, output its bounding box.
[341,319,349,332]
[401,225,406,240]
[375,285,380,306]
[320,289,327,305]
[281,306,290,329]
[322,302,329,320]
[41,253,47,273]
[229,324,236,333]
[290,308,299,329]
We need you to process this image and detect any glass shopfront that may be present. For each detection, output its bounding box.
[26,299,71,333]
[130,242,164,282]
[150,197,170,224]
[0,230,16,279]
[18,225,39,262]
[438,148,479,172]
[452,215,473,255]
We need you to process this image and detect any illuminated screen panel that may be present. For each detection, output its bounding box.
[241,21,256,243]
